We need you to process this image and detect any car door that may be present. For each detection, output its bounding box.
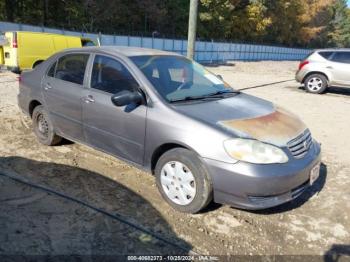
[82,54,147,165]
[329,51,350,86]
[42,53,90,141]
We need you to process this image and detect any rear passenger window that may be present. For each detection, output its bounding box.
[55,54,89,85]
[47,62,56,77]
[90,55,139,94]
[318,52,333,60]
[331,52,350,63]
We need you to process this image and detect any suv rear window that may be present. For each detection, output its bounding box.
[318,51,333,60]
[331,52,350,63]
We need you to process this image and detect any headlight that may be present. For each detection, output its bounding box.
[223,139,288,164]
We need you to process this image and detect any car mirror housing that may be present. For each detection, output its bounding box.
[111,90,143,107]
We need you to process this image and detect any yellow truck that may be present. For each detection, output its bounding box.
[0,31,94,72]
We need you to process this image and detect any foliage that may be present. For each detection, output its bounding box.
[0,0,349,48]
[199,0,272,41]
[326,0,350,47]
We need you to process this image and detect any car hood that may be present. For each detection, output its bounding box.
[174,93,306,147]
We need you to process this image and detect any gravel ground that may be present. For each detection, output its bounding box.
[0,62,349,258]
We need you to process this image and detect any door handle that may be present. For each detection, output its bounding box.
[44,83,52,90]
[83,95,95,103]
[326,66,333,69]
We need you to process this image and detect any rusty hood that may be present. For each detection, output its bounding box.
[174,93,306,147]
[218,106,306,146]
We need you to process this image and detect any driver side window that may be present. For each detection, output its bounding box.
[91,55,139,94]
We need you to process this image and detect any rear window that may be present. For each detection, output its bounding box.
[55,54,89,85]
[318,51,333,60]
[331,52,350,63]
[0,33,9,46]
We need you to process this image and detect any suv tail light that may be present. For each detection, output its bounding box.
[299,60,309,70]
[12,32,18,48]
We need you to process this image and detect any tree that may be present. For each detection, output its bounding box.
[298,0,334,47]
[0,1,5,21]
[3,0,15,22]
[0,0,349,48]
[198,0,271,41]
[326,0,350,47]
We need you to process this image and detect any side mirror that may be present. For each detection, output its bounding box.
[111,90,143,107]
[216,74,223,81]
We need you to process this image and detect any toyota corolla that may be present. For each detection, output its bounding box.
[18,47,321,213]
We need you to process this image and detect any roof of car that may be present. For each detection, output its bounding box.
[315,48,350,52]
[63,46,182,57]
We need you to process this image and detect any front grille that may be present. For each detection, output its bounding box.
[291,180,309,198]
[248,180,310,204]
[248,195,279,204]
[287,129,312,158]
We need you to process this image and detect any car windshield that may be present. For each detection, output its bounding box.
[130,55,236,102]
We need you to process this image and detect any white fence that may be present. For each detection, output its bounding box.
[0,21,310,63]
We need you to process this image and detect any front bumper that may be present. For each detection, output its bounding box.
[203,141,321,210]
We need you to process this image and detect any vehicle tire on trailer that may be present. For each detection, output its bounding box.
[155,148,213,213]
[304,74,328,94]
[32,105,62,146]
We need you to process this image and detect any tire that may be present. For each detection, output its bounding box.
[155,148,213,213]
[32,105,62,146]
[304,74,328,94]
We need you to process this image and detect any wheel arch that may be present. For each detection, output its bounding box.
[150,142,195,174]
[28,99,42,117]
[302,71,330,84]
[32,60,44,69]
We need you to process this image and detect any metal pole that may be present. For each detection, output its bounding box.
[187,0,198,60]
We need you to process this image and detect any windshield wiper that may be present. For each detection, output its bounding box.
[169,95,217,103]
[169,90,240,103]
[204,90,240,97]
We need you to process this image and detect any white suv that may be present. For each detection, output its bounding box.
[295,49,350,94]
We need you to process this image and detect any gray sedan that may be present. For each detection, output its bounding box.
[18,47,321,213]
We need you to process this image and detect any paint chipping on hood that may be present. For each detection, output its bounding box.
[218,107,307,147]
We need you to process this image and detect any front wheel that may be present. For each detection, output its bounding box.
[155,148,213,213]
[304,74,328,94]
[32,105,62,146]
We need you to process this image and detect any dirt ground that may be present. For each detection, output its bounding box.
[0,61,349,258]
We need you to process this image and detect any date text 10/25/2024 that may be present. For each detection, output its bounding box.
[127,255,219,261]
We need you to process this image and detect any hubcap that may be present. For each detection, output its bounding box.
[37,114,49,138]
[160,161,196,205]
[307,77,323,91]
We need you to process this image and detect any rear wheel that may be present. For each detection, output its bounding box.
[32,105,62,146]
[155,148,212,213]
[304,74,328,94]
